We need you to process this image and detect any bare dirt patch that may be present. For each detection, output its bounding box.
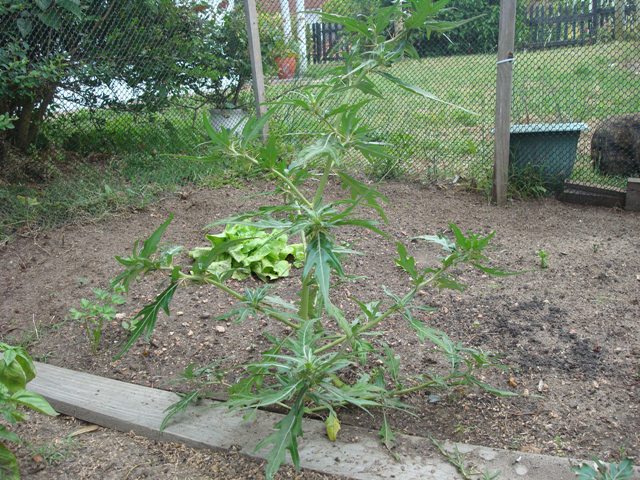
[2,179,639,476]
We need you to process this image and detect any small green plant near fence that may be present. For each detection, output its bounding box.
[110,3,517,479]
[0,343,58,479]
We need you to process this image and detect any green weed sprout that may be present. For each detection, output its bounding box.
[537,249,549,269]
[70,288,126,353]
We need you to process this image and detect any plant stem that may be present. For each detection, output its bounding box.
[299,275,311,320]
[312,158,334,207]
[182,273,300,330]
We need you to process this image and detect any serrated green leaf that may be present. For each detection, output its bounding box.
[303,233,344,308]
[395,242,419,280]
[379,413,396,451]
[140,214,173,258]
[115,282,178,359]
[255,391,307,480]
[377,71,476,114]
[316,12,369,35]
[241,110,273,144]
[290,136,340,171]
[161,390,200,431]
[413,234,456,253]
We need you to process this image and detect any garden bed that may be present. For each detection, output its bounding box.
[2,179,639,475]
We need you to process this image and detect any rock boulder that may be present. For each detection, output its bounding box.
[591,114,640,177]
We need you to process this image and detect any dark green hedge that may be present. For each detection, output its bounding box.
[412,0,529,56]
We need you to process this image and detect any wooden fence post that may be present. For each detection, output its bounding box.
[614,0,625,40]
[243,0,268,141]
[493,0,517,206]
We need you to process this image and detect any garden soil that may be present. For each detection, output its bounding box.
[2,179,639,478]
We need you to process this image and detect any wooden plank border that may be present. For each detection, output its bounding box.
[28,362,588,480]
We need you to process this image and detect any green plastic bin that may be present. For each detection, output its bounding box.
[509,123,588,192]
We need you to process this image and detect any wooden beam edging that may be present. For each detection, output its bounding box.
[26,362,603,480]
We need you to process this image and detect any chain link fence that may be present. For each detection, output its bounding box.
[1,0,638,196]
[1,0,255,162]
[256,0,504,183]
[513,0,639,197]
[257,0,639,196]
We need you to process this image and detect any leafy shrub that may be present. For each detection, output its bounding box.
[0,343,57,479]
[0,0,251,160]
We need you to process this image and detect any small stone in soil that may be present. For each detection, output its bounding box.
[215,326,226,333]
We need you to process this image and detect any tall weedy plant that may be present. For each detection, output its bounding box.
[111,2,515,477]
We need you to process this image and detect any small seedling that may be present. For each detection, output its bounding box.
[431,437,501,479]
[537,249,549,269]
[69,287,126,352]
[28,436,75,465]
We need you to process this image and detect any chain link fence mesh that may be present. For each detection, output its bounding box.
[1,0,638,195]
[257,0,639,194]
[513,0,639,195]
[1,0,254,160]
[257,0,502,183]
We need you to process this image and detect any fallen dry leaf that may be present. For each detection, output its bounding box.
[70,425,100,437]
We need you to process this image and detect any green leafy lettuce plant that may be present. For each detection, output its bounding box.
[189,224,304,281]
[111,2,517,478]
[1,343,57,479]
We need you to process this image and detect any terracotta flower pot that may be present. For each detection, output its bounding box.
[274,56,296,79]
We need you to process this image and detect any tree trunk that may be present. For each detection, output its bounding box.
[12,98,35,152]
[9,84,56,152]
[28,86,56,146]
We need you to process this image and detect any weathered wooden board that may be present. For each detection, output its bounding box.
[626,178,640,211]
[29,362,585,479]
[559,181,626,208]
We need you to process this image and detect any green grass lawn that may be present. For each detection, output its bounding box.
[0,153,243,243]
[271,41,640,187]
[3,41,637,242]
